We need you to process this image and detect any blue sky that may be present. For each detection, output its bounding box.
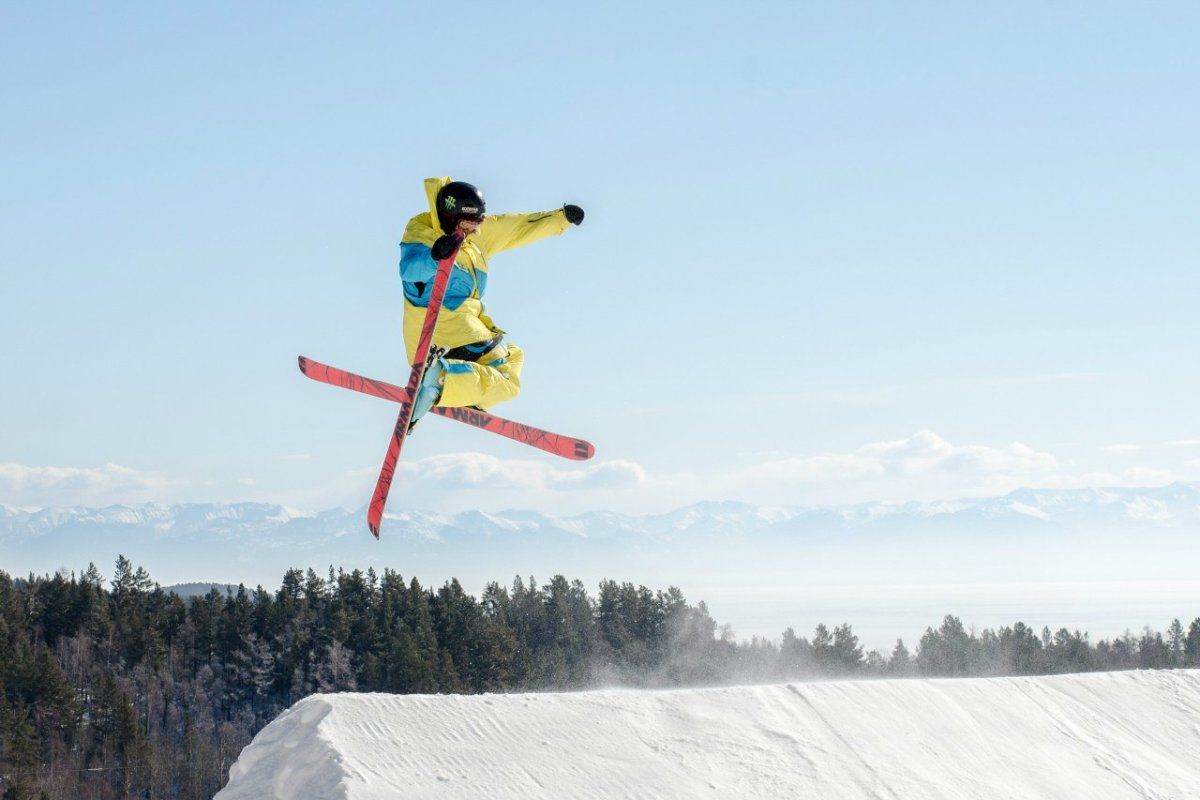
[2,2,1198,516]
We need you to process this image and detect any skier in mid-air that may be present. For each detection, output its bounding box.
[297,176,590,535]
[399,177,584,425]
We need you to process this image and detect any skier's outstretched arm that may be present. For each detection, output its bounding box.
[477,204,583,256]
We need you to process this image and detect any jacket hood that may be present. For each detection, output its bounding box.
[424,176,453,234]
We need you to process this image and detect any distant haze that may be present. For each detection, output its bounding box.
[4,483,1197,651]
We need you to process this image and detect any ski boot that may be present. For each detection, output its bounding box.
[408,357,447,432]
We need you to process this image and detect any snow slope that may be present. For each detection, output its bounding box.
[216,670,1200,799]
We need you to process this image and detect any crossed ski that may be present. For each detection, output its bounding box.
[298,356,594,462]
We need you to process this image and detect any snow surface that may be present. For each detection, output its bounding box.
[216,670,1200,799]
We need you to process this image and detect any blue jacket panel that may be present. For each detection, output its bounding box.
[399,242,486,312]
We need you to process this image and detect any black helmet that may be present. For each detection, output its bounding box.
[435,180,486,232]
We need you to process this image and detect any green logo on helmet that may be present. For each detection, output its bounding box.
[443,197,457,210]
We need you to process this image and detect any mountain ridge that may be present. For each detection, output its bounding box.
[4,481,1198,539]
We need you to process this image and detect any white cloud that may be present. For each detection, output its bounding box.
[7,431,1193,517]
[864,430,1058,475]
[1114,466,1175,485]
[383,432,1195,516]
[739,430,1058,489]
[396,453,646,492]
[0,462,172,508]
[623,432,1187,512]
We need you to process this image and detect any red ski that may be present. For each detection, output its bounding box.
[365,233,463,538]
[298,356,594,461]
[430,406,594,460]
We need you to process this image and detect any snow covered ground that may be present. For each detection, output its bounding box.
[216,670,1200,799]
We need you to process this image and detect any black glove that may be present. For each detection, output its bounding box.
[563,204,585,226]
[431,233,461,260]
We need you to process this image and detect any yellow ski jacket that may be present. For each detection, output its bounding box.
[398,176,571,363]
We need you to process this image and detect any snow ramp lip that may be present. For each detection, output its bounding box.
[216,670,1200,800]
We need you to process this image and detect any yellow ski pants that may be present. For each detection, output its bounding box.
[436,342,524,411]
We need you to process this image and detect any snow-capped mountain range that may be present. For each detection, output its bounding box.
[4,484,1197,647]
[4,482,1198,545]
[2,482,1196,582]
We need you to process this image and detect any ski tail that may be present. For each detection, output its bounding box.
[430,406,594,460]
[298,356,409,403]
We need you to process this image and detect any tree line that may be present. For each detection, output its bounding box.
[1,557,1198,799]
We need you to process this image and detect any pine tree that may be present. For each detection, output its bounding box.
[431,579,484,690]
[811,624,834,674]
[1185,618,1200,667]
[1108,630,1139,669]
[1045,629,1093,673]
[661,595,723,685]
[864,650,888,674]
[595,579,630,668]
[917,616,973,676]
[779,627,813,676]
[1138,627,1171,669]
[831,624,863,673]
[28,646,80,742]
[1,700,44,799]
[476,582,518,690]
[543,576,596,686]
[999,622,1044,674]
[401,577,441,693]
[1166,619,1185,667]
[889,639,913,676]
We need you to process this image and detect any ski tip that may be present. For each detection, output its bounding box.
[297,355,310,373]
[368,523,380,540]
[573,440,596,461]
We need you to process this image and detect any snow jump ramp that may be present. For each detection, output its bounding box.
[216,670,1200,799]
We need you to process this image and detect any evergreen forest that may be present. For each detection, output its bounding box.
[2,557,1198,799]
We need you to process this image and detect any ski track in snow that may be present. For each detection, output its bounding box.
[216,670,1200,800]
